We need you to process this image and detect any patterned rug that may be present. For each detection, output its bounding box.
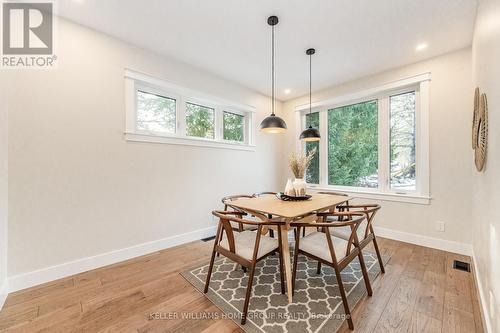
[182,249,389,333]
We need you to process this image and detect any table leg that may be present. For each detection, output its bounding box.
[279,224,293,303]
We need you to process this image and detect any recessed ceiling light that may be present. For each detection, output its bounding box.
[416,43,428,51]
[284,89,291,94]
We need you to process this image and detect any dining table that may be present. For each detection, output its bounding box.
[227,192,351,303]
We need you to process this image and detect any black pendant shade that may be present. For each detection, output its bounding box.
[260,15,287,133]
[300,126,321,141]
[260,114,287,133]
[300,48,320,141]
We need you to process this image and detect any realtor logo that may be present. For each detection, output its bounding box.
[1,1,56,68]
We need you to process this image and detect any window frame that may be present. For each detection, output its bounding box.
[295,73,430,204]
[125,69,256,151]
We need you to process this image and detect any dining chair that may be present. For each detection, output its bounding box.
[252,191,277,238]
[332,204,384,273]
[291,211,373,330]
[318,191,350,211]
[205,210,285,325]
[294,191,350,238]
[221,195,254,232]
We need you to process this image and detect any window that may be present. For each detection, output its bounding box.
[390,92,416,190]
[223,111,245,142]
[186,102,215,139]
[328,100,378,188]
[305,112,320,184]
[136,90,176,134]
[125,69,255,151]
[297,74,430,204]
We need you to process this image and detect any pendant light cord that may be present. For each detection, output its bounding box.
[309,52,312,115]
[271,24,275,116]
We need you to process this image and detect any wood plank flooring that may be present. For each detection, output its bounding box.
[0,238,484,332]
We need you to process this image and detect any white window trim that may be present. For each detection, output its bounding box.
[295,73,431,205]
[124,69,256,151]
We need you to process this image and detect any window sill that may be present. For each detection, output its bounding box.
[307,185,431,205]
[124,132,256,151]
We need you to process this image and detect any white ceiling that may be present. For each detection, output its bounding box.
[57,0,477,100]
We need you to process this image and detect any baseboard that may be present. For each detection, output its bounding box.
[8,226,217,293]
[374,226,472,256]
[0,279,8,310]
[471,249,493,333]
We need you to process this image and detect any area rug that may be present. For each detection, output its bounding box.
[181,250,390,333]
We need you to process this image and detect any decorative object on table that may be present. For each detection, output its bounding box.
[292,178,307,196]
[260,15,287,134]
[474,92,488,171]
[276,192,312,201]
[284,178,294,196]
[289,148,316,196]
[299,48,321,141]
[472,87,480,149]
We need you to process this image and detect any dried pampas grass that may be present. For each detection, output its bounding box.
[289,148,317,179]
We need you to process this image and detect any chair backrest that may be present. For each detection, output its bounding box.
[359,204,381,239]
[318,191,349,213]
[338,204,381,239]
[221,194,253,211]
[303,212,366,259]
[318,191,348,197]
[212,210,267,256]
[252,192,277,197]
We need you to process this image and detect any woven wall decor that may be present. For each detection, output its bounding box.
[474,92,488,171]
[472,87,480,149]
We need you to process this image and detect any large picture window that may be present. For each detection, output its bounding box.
[125,70,255,151]
[327,100,378,188]
[299,74,430,203]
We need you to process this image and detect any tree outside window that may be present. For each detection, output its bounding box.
[186,103,215,139]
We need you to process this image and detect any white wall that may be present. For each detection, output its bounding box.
[281,49,473,247]
[471,0,500,331]
[0,93,8,307]
[0,19,284,279]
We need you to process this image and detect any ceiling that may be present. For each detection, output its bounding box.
[57,0,477,101]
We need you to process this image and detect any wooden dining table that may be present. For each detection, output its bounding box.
[227,192,351,303]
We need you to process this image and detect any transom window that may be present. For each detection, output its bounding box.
[136,90,176,134]
[223,111,245,142]
[125,69,255,151]
[186,102,215,139]
[297,74,430,204]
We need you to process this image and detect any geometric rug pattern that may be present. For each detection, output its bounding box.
[182,250,387,333]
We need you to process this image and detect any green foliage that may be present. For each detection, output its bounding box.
[136,90,176,133]
[328,100,378,187]
[304,94,416,190]
[305,113,320,183]
[223,112,244,142]
[186,103,215,139]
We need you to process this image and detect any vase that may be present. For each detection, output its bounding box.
[293,178,307,196]
[284,178,295,196]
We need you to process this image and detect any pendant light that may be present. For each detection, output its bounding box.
[260,16,287,134]
[299,48,321,141]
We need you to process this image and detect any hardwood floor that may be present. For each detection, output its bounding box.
[0,237,484,332]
